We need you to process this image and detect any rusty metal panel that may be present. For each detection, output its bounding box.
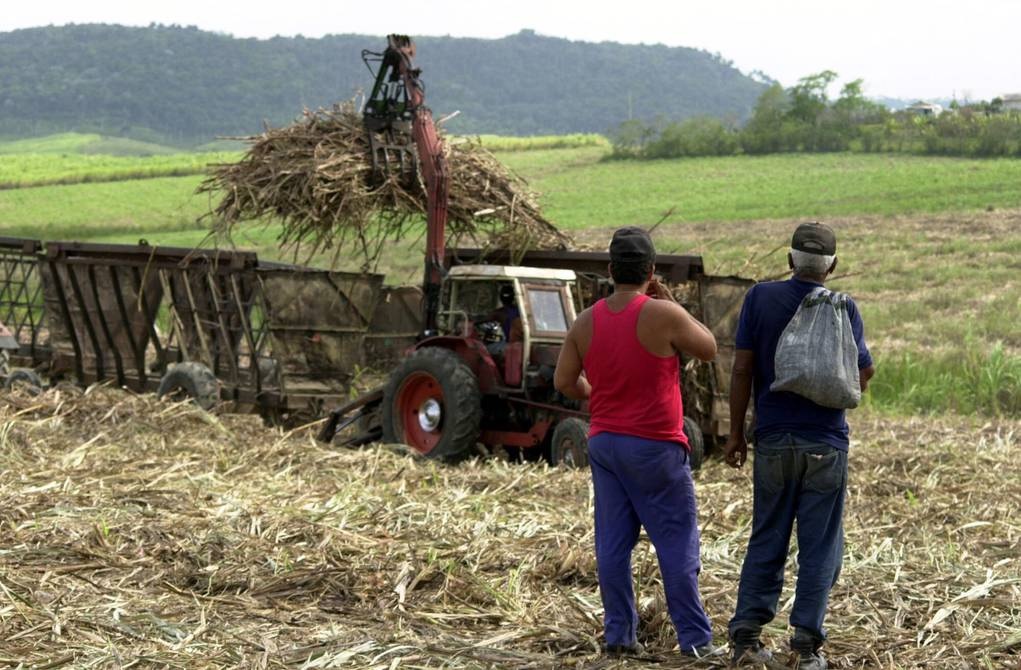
[159,263,256,381]
[259,268,383,396]
[365,285,422,365]
[39,241,258,390]
[700,275,753,342]
[40,256,162,387]
[698,275,755,438]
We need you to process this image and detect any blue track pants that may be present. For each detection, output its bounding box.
[588,432,713,650]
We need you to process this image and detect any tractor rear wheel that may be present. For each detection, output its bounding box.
[382,348,480,461]
[549,417,590,468]
[683,415,705,471]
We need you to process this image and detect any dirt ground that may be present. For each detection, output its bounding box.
[0,386,1018,669]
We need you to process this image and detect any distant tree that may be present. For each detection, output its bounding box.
[741,83,790,154]
[609,119,656,158]
[787,70,838,124]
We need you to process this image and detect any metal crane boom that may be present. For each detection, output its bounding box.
[363,34,448,336]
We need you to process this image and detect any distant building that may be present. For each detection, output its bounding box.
[906,101,944,117]
[1002,94,1021,112]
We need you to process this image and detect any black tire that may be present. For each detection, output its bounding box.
[0,349,9,381]
[3,368,44,395]
[683,415,705,471]
[381,347,481,461]
[157,362,219,411]
[549,417,590,468]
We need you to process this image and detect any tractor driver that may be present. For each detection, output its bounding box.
[490,283,523,343]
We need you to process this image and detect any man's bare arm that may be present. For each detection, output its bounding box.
[723,349,754,468]
[671,306,717,362]
[648,278,717,362]
[554,325,591,400]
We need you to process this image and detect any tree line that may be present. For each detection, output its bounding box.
[611,71,1021,159]
[0,24,766,145]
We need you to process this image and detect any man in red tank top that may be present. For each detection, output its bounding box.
[554,227,721,659]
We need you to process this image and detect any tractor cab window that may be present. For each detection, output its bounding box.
[526,287,568,334]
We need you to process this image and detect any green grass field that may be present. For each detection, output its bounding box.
[0,132,185,156]
[500,149,1021,227]
[0,153,238,189]
[1,136,1018,415]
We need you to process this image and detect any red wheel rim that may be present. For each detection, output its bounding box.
[395,371,444,454]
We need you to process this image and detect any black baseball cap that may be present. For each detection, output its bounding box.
[792,222,836,256]
[609,226,656,263]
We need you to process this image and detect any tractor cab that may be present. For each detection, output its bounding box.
[437,265,577,389]
[360,264,585,463]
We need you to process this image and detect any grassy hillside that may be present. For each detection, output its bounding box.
[0,24,766,141]
[0,132,184,156]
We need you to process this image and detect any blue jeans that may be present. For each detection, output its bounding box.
[729,434,847,646]
[589,432,713,650]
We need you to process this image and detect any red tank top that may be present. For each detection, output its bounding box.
[583,294,688,449]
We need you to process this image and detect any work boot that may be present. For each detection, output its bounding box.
[730,627,777,667]
[731,640,775,667]
[681,643,726,660]
[790,628,827,670]
[793,652,826,670]
[602,642,644,657]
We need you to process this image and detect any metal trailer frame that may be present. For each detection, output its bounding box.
[0,238,381,420]
[40,241,260,397]
[0,237,50,370]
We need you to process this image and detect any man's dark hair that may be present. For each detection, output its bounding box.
[499,283,515,306]
[610,259,653,285]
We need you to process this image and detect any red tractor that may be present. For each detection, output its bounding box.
[320,35,704,468]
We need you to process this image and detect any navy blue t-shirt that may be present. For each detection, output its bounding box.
[735,277,873,450]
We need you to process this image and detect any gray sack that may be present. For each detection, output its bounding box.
[770,286,861,409]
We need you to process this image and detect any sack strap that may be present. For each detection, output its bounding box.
[801,286,849,310]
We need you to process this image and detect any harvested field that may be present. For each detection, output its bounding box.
[0,387,1018,668]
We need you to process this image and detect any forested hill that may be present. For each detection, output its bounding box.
[0,24,768,145]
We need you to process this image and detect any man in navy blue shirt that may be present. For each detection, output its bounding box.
[724,222,874,669]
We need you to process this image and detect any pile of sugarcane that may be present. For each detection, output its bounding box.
[199,105,570,267]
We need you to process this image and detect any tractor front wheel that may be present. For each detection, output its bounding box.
[382,348,480,461]
[549,417,590,468]
[683,415,705,471]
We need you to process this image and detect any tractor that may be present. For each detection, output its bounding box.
[319,35,706,468]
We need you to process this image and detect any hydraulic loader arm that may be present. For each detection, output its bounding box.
[363,35,449,336]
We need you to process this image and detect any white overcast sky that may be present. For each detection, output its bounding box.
[3,0,1018,101]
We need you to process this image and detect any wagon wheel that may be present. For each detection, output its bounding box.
[683,415,705,471]
[3,368,44,395]
[381,348,480,461]
[549,417,590,468]
[157,362,219,411]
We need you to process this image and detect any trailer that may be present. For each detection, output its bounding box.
[0,238,382,422]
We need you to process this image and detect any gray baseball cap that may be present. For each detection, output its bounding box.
[792,222,836,255]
